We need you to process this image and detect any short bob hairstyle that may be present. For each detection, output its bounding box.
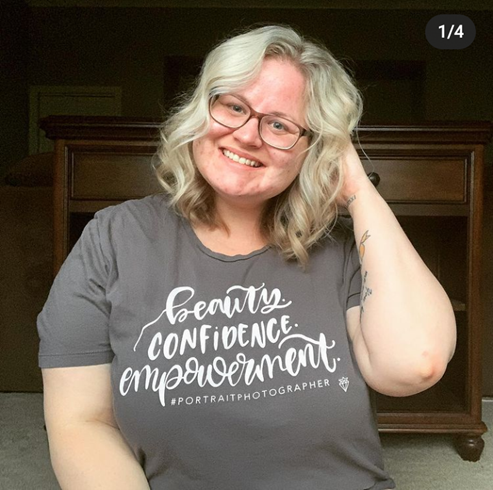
[154,25,363,267]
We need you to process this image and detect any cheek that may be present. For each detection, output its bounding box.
[266,155,306,195]
[192,138,213,173]
[191,140,209,185]
[192,125,229,161]
[294,152,307,172]
[192,138,205,159]
[279,152,307,179]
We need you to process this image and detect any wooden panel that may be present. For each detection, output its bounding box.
[69,200,125,214]
[365,156,467,203]
[70,150,162,200]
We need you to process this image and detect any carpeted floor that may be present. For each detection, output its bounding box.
[380,399,493,489]
[0,393,491,489]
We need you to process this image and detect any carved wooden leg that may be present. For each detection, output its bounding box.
[454,435,485,461]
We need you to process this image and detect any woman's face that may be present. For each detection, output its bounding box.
[192,57,309,211]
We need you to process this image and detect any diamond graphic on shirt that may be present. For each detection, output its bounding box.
[339,377,349,392]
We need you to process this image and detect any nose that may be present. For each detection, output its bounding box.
[232,117,263,148]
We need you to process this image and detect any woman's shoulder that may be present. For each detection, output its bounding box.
[94,193,175,224]
[92,193,180,241]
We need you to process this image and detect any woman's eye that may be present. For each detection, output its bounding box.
[271,120,287,132]
[228,104,245,114]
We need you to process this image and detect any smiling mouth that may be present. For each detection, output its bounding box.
[222,149,263,168]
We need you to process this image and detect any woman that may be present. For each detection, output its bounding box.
[38,25,456,489]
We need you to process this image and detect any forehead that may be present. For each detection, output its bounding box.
[235,58,307,123]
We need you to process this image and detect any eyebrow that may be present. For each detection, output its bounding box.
[234,93,296,121]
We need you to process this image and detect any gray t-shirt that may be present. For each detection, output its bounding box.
[38,194,395,490]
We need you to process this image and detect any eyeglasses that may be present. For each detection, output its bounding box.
[209,94,312,150]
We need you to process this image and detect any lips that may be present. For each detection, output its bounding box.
[222,149,263,168]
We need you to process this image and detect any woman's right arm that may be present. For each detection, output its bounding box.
[42,363,150,490]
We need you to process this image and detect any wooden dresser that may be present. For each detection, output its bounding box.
[41,116,491,461]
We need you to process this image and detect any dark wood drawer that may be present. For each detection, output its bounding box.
[70,147,162,200]
[362,153,468,203]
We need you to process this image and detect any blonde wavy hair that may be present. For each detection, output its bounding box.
[154,25,363,267]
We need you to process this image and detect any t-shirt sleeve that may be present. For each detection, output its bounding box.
[344,229,362,311]
[37,212,115,368]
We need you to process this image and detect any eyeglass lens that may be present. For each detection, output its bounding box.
[210,94,301,149]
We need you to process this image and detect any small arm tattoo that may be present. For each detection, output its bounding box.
[360,270,373,321]
[358,230,372,319]
[358,230,371,264]
[346,195,357,207]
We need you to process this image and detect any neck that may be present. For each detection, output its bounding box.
[192,196,269,256]
[215,197,265,237]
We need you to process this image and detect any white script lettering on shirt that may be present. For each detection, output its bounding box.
[119,283,343,406]
[134,283,291,350]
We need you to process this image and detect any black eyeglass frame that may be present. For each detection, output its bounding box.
[208,94,312,150]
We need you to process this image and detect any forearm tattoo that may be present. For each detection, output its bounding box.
[358,230,373,320]
[360,270,373,320]
[358,230,371,264]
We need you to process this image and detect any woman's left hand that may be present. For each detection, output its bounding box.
[336,142,375,208]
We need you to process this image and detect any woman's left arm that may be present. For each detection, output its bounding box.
[341,143,457,397]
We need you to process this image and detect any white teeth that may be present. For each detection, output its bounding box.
[222,149,261,167]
